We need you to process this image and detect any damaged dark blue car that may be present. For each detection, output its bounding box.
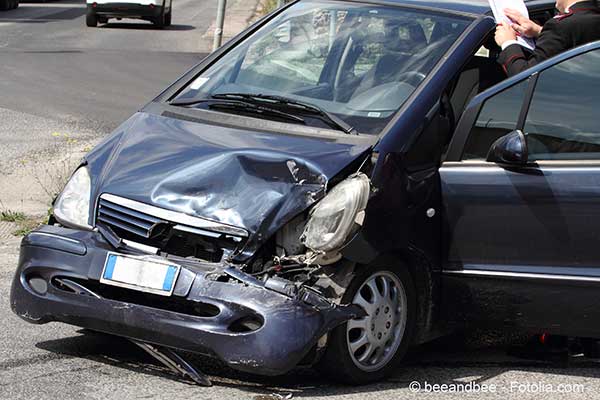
[12,0,600,385]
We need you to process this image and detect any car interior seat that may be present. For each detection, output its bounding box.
[351,20,428,96]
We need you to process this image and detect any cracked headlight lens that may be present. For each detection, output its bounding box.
[302,173,370,253]
[53,166,92,230]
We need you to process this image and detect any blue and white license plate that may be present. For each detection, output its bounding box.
[100,253,180,296]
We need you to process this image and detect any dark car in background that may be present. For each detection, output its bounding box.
[11,0,600,385]
[0,0,18,11]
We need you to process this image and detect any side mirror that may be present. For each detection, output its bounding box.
[486,130,528,165]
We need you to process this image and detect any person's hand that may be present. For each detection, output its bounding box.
[504,8,543,38]
[495,21,517,47]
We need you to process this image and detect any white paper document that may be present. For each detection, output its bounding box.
[489,0,536,51]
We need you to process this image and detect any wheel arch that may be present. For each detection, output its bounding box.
[352,247,436,346]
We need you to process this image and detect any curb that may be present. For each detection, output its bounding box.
[203,0,261,44]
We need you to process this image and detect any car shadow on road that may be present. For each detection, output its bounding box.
[20,0,82,3]
[99,23,196,31]
[33,330,600,398]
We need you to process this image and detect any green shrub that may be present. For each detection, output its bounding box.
[262,0,281,14]
[0,210,26,222]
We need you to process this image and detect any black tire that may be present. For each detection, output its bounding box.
[582,338,600,358]
[153,11,165,28]
[86,11,98,27]
[0,0,9,11]
[318,263,416,385]
[164,10,172,26]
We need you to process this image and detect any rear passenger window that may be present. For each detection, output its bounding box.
[525,50,600,160]
[462,80,529,160]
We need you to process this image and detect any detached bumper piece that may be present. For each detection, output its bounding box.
[10,225,362,378]
[133,340,212,386]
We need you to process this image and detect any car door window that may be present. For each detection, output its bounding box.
[461,79,529,160]
[524,50,600,160]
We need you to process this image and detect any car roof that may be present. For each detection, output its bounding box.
[347,0,556,17]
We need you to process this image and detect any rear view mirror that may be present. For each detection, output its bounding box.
[486,130,528,165]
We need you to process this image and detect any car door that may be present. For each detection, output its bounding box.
[440,42,600,337]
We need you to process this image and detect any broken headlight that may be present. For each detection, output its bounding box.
[301,173,369,253]
[53,166,92,230]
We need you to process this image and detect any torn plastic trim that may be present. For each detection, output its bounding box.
[222,266,366,317]
[133,340,212,386]
[97,222,159,256]
[23,232,87,256]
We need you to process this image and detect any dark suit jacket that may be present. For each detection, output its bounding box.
[498,1,600,76]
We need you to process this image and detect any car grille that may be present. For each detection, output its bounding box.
[97,198,162,238]
[96,194,246,263]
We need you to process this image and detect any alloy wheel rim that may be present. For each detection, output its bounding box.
[346,271,407,372]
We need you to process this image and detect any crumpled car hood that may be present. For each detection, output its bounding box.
[89,112,374,257]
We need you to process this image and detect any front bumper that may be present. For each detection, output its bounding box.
[10,225,359,375]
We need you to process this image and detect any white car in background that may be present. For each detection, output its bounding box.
[86,0,172,28]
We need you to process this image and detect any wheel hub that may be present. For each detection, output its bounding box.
[368,302,395,346]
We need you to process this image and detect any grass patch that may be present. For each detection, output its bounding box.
[0,210,27,223]
[0,207,44,237]
[12,216,45,237]
[0,208,43,237]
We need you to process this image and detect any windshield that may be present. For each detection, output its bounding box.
[173,1,472,135]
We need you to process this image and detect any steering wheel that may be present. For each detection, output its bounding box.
[396,71,427,87]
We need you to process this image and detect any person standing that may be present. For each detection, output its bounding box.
[495,0,600,76]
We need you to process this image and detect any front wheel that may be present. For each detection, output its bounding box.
[319,264,416,384]
[153,11,165,28]
[86,11,98,27]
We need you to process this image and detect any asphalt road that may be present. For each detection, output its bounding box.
[0,0,208,166]
[2,1,600,399]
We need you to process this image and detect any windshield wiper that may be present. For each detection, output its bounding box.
[168,97,305,125]
[212,93,357,135]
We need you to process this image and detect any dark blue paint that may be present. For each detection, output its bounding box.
[88,111,373,259]
[11,225,357,375]
[23,231,87,256]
